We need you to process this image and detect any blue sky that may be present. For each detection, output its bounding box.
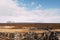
[17,0,60,9]
[0,0,60,23]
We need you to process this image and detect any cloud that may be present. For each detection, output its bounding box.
[0,0,60,23]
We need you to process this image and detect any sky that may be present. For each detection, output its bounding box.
[0,0,60,23]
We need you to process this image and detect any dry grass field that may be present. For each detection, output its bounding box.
[0,23,60,33]
[0,23,60,29]
[0,29,48,33]
[0,23,60,40]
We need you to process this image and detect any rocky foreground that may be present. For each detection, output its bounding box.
[0,29,60,40]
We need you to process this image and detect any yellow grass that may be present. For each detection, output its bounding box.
[0,29,48,33]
